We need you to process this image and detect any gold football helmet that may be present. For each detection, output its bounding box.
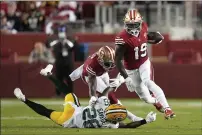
[97,46,115,70]
[123,9,143,35]
[105,104,127,122]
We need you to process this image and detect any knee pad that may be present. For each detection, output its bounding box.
[141,96,155,104]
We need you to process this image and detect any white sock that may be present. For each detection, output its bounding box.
[145,80,170,108]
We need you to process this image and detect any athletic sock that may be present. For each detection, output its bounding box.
[24,99,54,118]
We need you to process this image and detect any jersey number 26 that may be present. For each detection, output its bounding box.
[134,43,147,60]
[82,108,101,128]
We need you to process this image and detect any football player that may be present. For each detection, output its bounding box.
[114,9,175,119]
[13,68,156,128]
[68,46,142,122]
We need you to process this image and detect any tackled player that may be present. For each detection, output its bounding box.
[13,65,156,128]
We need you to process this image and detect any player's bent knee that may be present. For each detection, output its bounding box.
[64,93,80,106]
[64,93,74,102]
[142,79,151,87]
[141,97,154,104]
[50,111,63,125]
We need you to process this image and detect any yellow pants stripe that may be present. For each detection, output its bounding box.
[72,93,80,106]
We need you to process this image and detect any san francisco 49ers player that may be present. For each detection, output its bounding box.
[115,9,175,119]
[69,46,143,122]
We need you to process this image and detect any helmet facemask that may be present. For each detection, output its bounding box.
[124,21,142,36]
[98,58,115,71]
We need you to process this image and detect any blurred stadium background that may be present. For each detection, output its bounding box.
[0,1,202,135]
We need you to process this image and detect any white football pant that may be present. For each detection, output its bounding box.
[126,58,170,108]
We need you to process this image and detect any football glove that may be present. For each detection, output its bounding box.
[109,73,125,91]
[125,77,136,92]
[145,111,157,123]
[89,96,98,107]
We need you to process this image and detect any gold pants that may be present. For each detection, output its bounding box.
[50,93,80,125]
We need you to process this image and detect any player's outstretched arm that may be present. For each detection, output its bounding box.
[115,45,128,79]
[118,119,147,128]
[88,73,98,106]
[88,73,97,97]
[119,111,156,128]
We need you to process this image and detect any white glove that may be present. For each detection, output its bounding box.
[109,74,125,91]
[145,111,157,123]
[40,64,53,76]
[125,77,136,92]
[89,96,97,107]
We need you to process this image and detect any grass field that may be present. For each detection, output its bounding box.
[1,98,202,135]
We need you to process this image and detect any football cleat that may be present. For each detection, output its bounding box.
[105,104,127,123]
[14,88,25,102]
[164,108,176,119]
[40,64,53,76]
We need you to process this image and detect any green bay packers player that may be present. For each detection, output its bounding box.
[14,66,156,128]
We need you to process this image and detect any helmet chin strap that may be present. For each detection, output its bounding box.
[127,29,140,37]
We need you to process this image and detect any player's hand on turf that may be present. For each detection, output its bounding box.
[145,111,157,123]
[89,96,97,107]
[125,77,136,92]
[40,64,53,76]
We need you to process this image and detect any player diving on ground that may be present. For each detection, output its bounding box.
[14,65,156,128]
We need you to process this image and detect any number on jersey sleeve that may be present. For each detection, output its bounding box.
[134,43,147,60]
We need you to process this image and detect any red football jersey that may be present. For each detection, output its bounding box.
[82,53,108,77]
[115,22,149,70]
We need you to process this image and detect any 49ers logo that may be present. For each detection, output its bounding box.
[134,43,147,60]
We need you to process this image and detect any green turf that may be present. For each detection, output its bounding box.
[1,98,202,135]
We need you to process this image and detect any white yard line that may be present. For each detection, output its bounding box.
[1,110,195,121]
[1,100,201,107]
[1,116,49,120]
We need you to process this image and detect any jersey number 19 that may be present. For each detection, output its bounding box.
[134,43,147,60]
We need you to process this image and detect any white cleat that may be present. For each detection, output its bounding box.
[14,88,25,102]
[40,64,53,76]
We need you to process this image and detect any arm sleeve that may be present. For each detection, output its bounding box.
[86,61,96,76]
[115,36,125,46]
